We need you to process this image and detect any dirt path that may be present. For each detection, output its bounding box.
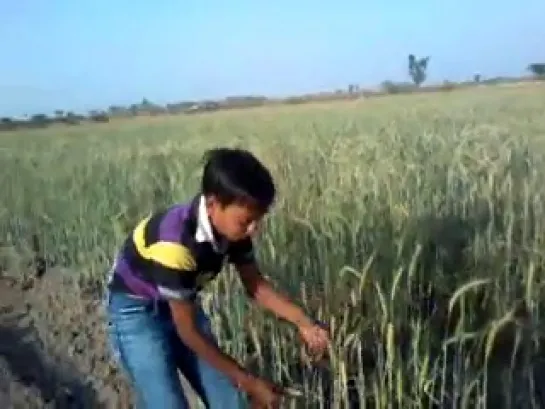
[0,271,133,409]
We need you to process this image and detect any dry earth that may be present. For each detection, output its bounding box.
[0,268,134,409]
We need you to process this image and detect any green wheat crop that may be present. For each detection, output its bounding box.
[2,84,545,408]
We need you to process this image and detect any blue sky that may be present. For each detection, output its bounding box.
[1,0,544,117]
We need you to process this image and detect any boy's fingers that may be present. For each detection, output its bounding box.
[273,385,284,394]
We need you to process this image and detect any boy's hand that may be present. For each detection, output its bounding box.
[246,377,284,408]
[298,320,330,361]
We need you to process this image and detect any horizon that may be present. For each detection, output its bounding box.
[1,0,544,118]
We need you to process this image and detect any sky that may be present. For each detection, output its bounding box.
[1,0,544,117]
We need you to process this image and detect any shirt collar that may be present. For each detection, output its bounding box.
[194,194,227,252]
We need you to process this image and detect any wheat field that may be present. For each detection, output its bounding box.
[2,84,545,408]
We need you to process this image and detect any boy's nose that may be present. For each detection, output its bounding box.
[246,221,259,236]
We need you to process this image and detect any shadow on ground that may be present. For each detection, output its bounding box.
[0,312,101,408]
[0,272,132,409]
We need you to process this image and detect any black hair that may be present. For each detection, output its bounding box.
[201,147,276,211]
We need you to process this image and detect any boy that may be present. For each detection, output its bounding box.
[104,148,330,408]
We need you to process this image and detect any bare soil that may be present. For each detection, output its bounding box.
[0,269,133,409]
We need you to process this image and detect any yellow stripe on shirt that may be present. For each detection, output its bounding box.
[132,215,197,271]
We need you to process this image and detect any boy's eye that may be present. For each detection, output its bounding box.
[240,220,252,229]
[239,218,259,230]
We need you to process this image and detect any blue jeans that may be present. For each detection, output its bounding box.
[104,290,246,408]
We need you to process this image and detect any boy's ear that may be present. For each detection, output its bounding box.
[204,195,215,208]
[205,194,223,210]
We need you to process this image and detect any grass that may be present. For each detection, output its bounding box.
[2,84,545,408]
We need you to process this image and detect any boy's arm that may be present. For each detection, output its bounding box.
[227,237,314,328]
[235,261,314,328]
[167,299,256,390]
[234,260,331,362]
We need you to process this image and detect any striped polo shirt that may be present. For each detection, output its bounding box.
[107,194,255,301]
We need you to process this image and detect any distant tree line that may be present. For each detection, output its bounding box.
[2,57,544,132]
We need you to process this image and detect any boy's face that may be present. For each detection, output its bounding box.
[206,196,267,242]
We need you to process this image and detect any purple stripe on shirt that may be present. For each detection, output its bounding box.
[158,204,191,241]
[115,256,159,299]
[113,201,194,299]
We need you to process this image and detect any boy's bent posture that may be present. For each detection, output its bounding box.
[104,148,329,409]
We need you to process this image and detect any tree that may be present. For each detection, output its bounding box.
[408,54,430,86]
[0,117,16,131]
[527,63,545,77]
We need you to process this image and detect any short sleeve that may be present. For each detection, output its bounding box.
[227,238,256,266]
[144,241,199,301]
